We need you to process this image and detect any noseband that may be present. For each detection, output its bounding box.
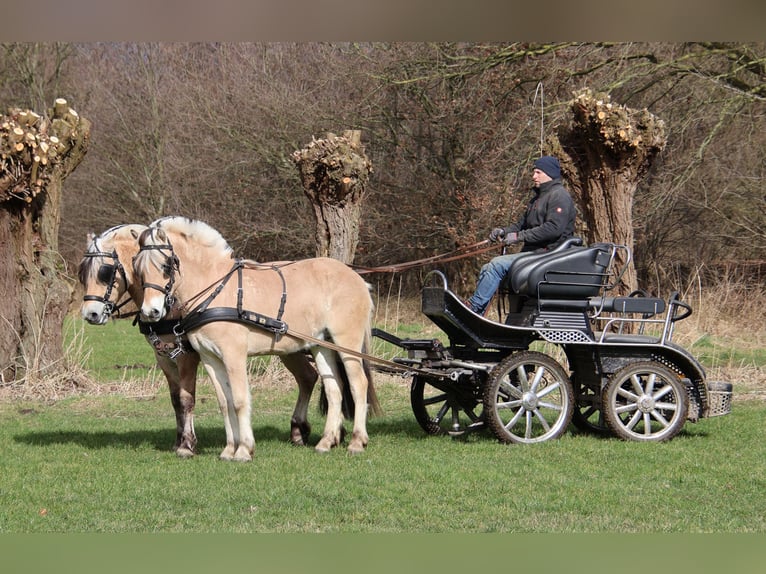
[136,242,179,311]
[82,248,129,317]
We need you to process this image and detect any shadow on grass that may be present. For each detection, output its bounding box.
[12,424,302,454]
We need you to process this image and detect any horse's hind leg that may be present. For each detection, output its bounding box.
[340,354,370,454]
[311,347,344,453]
[280,352,318,446]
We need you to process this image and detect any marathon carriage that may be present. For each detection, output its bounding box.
[375,237,733,444]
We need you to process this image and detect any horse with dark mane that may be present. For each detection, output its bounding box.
[133,216,381,461]
[78,224,201,457]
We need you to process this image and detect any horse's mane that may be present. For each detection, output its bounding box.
[78,224,146,285]
[150,216,234,257]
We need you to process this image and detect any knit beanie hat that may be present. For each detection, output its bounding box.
[534,156,561,179]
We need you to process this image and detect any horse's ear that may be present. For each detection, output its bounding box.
[130,229,139,239]
[157,228,168,242]
[86,232,95,243]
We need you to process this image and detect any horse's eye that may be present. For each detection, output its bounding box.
[97,264,115,284]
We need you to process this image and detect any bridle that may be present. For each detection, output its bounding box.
[135,241,180,312]
[81,241,131,318]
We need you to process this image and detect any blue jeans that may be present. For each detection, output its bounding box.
[468,253,525,315]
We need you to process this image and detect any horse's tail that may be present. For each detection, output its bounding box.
[363,327,383,417]
[316,328,382,419]
[317,354,356,420]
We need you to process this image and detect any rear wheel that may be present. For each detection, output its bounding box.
[602,361,688,442]
[483,351,574,444]
[410,374,485,436]
[571,377,610,435]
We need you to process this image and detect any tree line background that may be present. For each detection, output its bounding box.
[2,42,765,297]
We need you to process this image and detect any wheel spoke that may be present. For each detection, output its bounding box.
[515,365,530,391]
[532,409,552,432]
[630,373,645,395]
[432,402,451,424]
[652,384,675,401]
[537,380,561,399]
[503,407,525,432]
[644,372,657,395]
[529,366,546,392]
[537,401,563,412]
[625,410,642,430]
[617,386,639,402]
[615,401,638,415]
[422,392,448,406]
[650,409,670,428]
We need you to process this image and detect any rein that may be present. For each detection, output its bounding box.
[351,239,496,274]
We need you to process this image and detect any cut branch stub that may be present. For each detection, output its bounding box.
[1,98,90,205]
[292,130,372,263]
[292,131,372,207]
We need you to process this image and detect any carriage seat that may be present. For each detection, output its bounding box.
[498,237,583,294]
[510,242,613,300]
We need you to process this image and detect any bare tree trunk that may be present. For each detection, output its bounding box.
[292,130,372,264]
[0,99,90,384]
[549,88,667,296]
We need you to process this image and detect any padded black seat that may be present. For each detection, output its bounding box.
[510,242,613,299]
[499,237,584,294]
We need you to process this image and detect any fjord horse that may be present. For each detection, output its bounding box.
[79,224,322,456]
[78,224,201,457]
[133,216,380,461]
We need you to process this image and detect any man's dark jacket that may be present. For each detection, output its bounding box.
[504,178,577,252]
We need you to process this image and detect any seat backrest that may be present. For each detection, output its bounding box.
[499,237,584,293]
[511,243,613,299]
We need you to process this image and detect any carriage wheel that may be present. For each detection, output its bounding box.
[571,376,610,436]
[410,374,485,436]
[483,351,574,444]
[602,361,688,442]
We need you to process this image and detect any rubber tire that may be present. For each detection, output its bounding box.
[602,361,688,442]
[483,351,574,444]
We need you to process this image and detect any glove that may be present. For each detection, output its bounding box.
[488,228,506,242]
[502,231,519,246]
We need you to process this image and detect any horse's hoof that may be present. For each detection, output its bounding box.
[314,438,334,453]
[348,442,366,455]
[175,447,195,459]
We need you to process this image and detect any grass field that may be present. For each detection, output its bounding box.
[1,298,764,534]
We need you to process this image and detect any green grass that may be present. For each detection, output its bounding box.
[0,314,762,533]
[1,372,764,533]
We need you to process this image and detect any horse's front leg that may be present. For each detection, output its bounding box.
[280,352,318,446]
[153,350,187,455]
[223,353,254,462]
[197,352,240,461]
[311,348,344,453]
[175,351,201,458]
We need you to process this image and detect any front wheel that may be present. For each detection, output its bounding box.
[483,351,574,444]
[410,374,485,436]
[602,361,688,442]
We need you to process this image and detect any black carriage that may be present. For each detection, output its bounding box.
[374,238,733,444]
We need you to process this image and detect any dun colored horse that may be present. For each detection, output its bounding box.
[78,224,201,457]
[133,216,381,461]
[78,224,327,457]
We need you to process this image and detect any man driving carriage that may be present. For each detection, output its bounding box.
[467,155,577,315]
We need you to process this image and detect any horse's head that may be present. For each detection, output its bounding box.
[134,226,180,322]
[78,225,145,325]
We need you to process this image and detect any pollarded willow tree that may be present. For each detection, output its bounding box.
[0,98,90,385]
[292,130,372,264]
[549,88,667,296]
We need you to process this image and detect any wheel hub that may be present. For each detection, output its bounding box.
[637,394,655,413]
[522,391,539,410]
